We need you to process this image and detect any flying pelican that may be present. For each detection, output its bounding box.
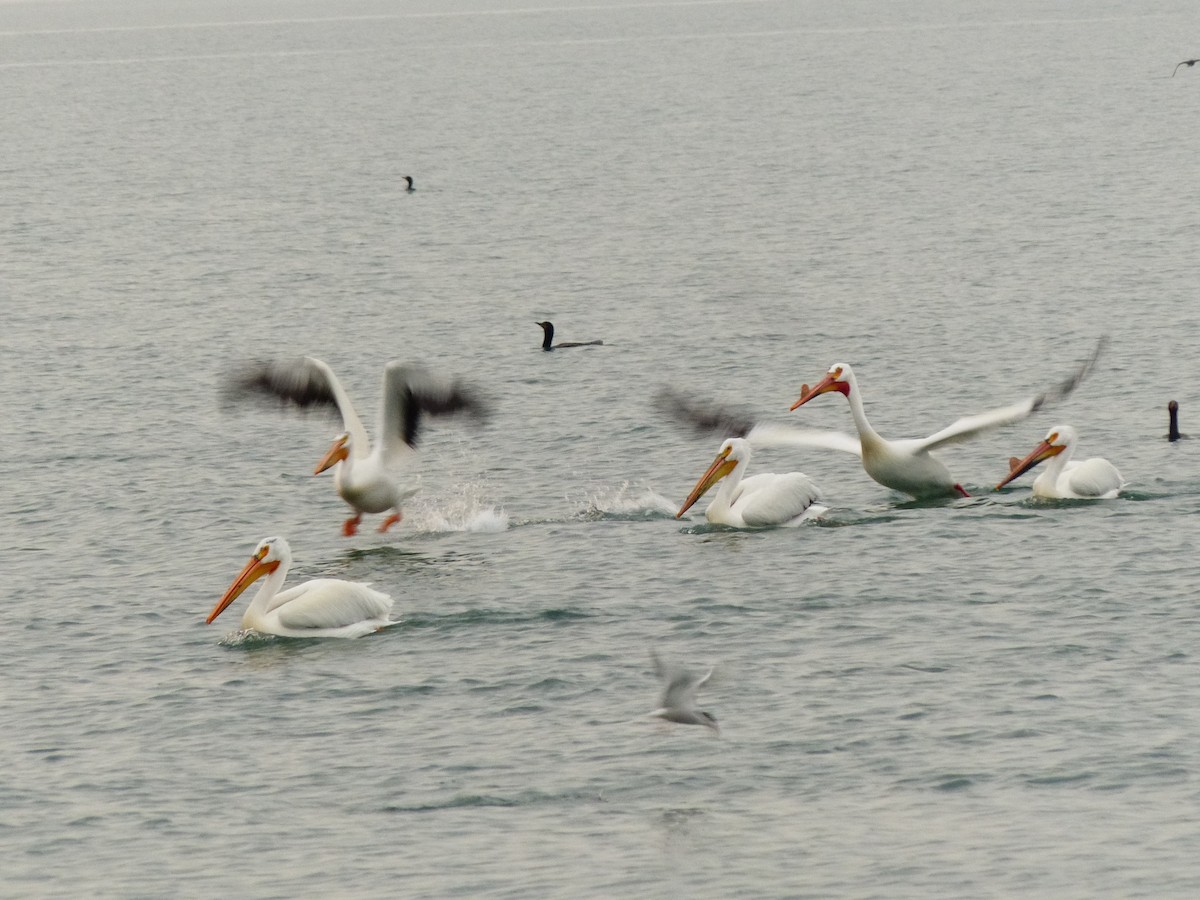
[675,437,826,527]
[786,339,1106,498]
[995,425,1124,499]
[650,650,719,733]
[223,358,489,535]
[537,321,604,351]
[1168,400,1186,441]
[1173,58,1198,76]
[206,536,395,638]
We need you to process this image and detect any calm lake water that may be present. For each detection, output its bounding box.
[3,0,1200,896]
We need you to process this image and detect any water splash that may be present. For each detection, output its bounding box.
[574,481,678,520]
[405,482,509,533]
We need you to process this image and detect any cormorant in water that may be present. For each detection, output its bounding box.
[537,321,603,351]
[1168,400,1187,441]
[1172,59,1198,76]
[404,176,415,192]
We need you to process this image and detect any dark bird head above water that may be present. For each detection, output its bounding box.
[1168,399,1186,441]
[536,320,604,351]
[1173,58,1198,76]
[404,175,415,191]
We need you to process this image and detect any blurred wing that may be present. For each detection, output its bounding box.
[737,473,823,527]
[654,387,756,438]
[746,423,862,457]
[221,356,370,452]
[271,579,393,630]
[378,362,489,462]
[917,337,1107,453]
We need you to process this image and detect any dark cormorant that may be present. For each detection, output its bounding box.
[537,321,603,351]
[404,176,415,192]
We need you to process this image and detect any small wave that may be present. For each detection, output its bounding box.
[402,607,593,630]
[381,788,601,814]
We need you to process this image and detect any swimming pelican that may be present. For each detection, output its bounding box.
[1173,58,1198,76]
[995,425,1124,499]
[223,358,489,535]
[675,437,826,526]
[786,339,1106,498]
[537,321,603,351]
[206,537,394,638]
[650,650,719,733]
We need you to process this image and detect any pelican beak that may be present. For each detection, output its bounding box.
[314,435,349,475]
[789,371,849,411]
[676,449,738,518]
[206,549,279,624]
[994,438,1064,490]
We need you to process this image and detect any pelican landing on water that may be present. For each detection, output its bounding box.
[222,358,489,535]
[786,338,1107,499]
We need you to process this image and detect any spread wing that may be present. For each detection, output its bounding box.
[221,356,370,453]
[378,362,490,464]
[916,336,1107,453]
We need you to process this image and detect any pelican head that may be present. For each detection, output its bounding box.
[995,425,1075,490]
[675,437,748,518]
[315,432,350,474]
[207,537,286,624]
[790,363,853,411]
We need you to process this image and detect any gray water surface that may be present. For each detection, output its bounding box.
[3,1,1200,896]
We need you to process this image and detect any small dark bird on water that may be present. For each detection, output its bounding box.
[1172,59,1198,76]
[1168,400,1187,441]
[537,321,603,351]
[404,176,415,192]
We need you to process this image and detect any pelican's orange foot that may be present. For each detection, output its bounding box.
[342,514,362,537]
[378,512,402,533]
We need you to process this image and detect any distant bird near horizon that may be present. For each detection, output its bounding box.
[536,321,603,351]
[404,175,415,192]
[1168,400,1186,441]
[1172,58,1198,76]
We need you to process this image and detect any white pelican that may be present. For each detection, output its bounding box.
[675,437,826,527]
[537,321,603,351]
[786,340,1106,498]
[995,425,1124,499]
[650,650,719,733]
[206,537,395,638]
[224,358,488,535]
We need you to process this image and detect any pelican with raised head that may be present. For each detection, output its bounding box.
[223,358,489,535]
[786,339,1106,498]
[206,537,395,638]
[675,437,825,527]
[995,425,1124,499]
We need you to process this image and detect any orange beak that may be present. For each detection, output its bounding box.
[314,436,349,475]
[789,372,850,411]
[995,439,1064,490]
[206,550,280,624]
[676,449,738,518]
